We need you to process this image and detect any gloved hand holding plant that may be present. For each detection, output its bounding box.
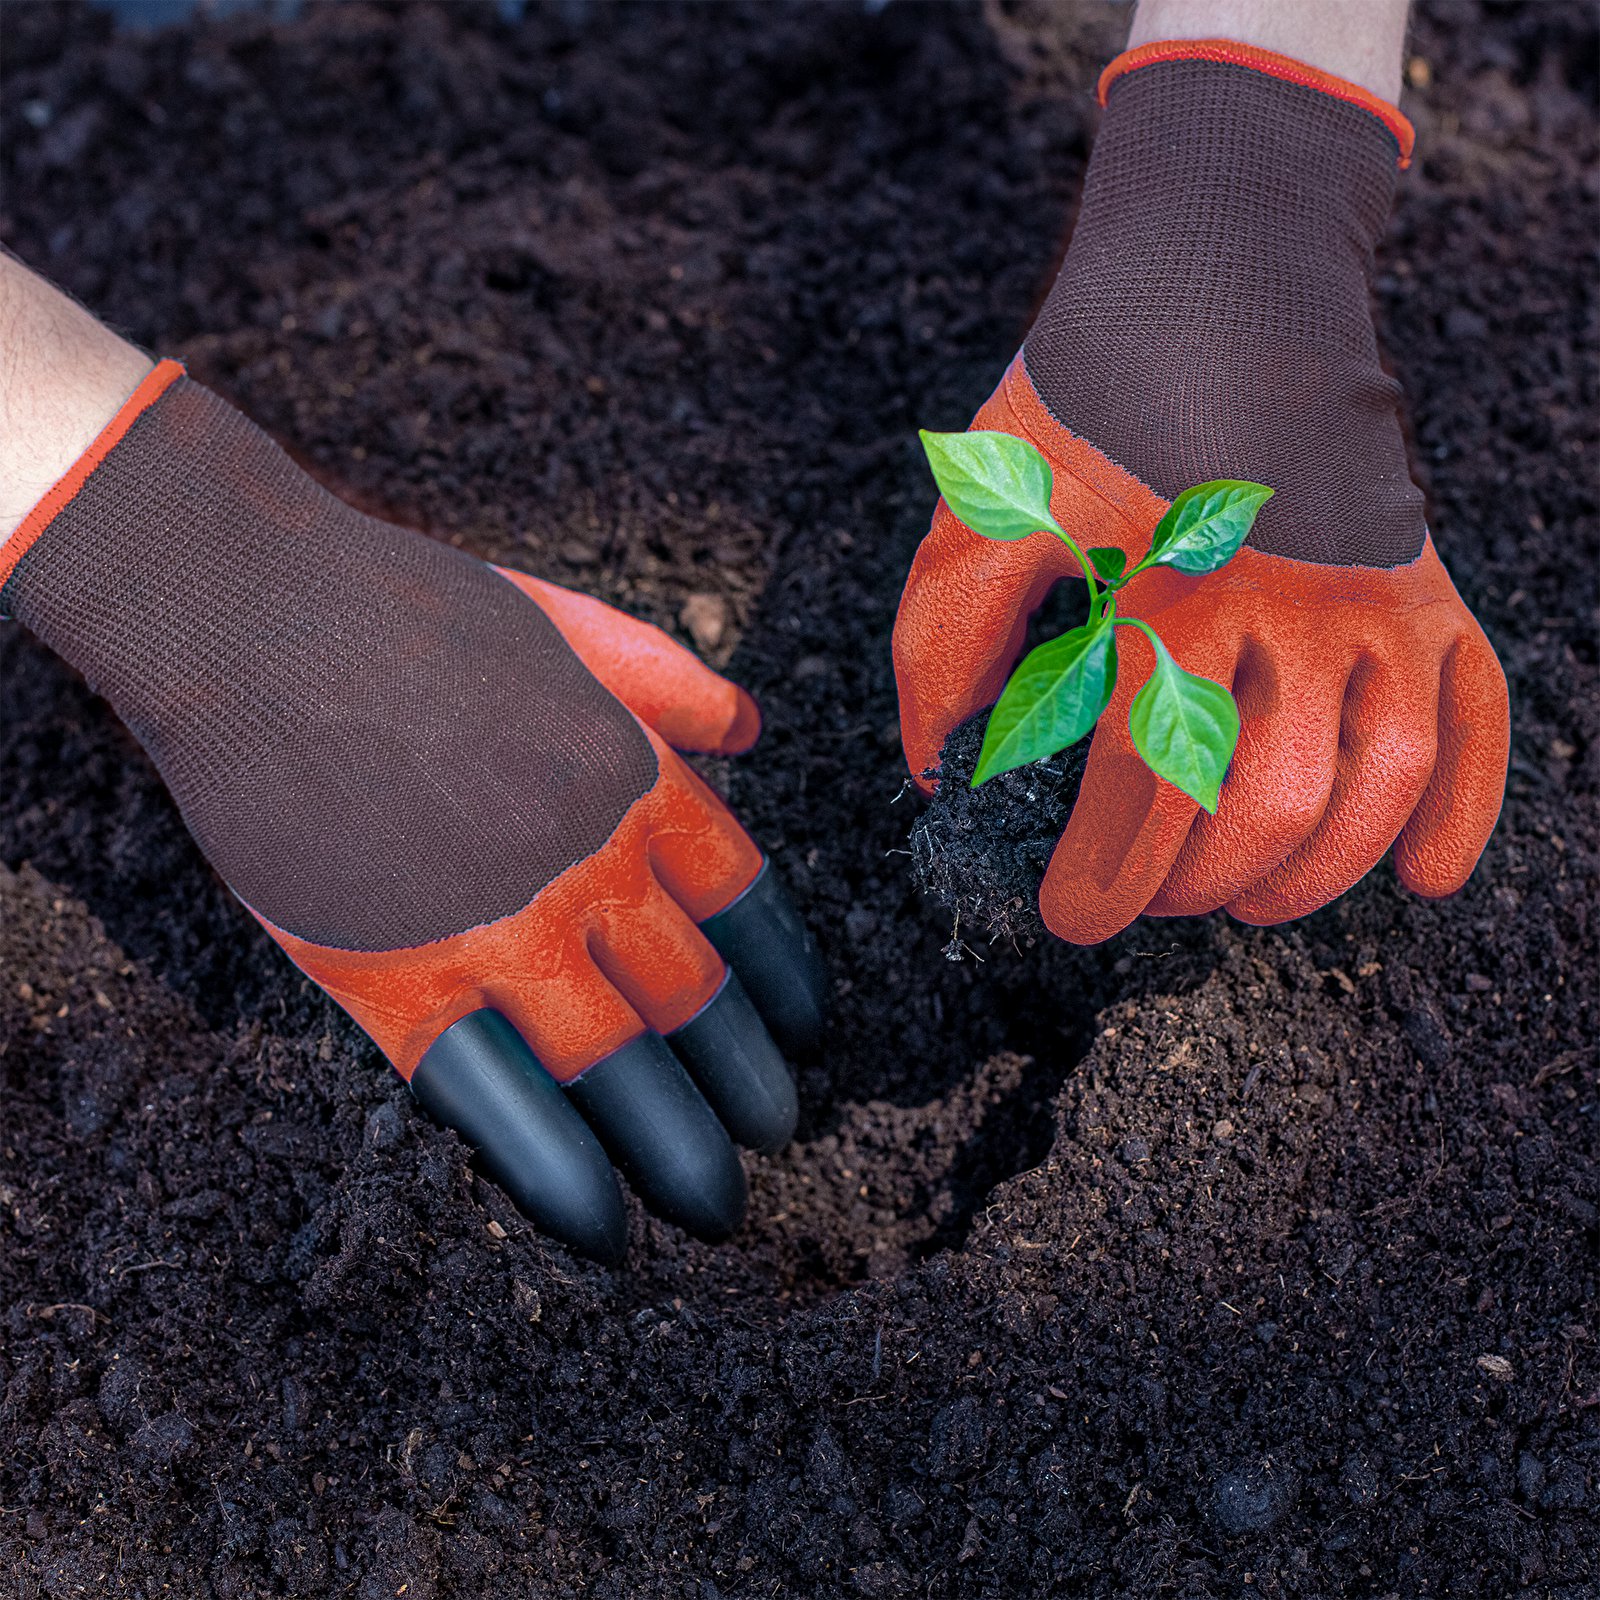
[894,38,1511,944]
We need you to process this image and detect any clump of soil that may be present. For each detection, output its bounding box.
[2,3,1596,1598]
[909,715,1086,951]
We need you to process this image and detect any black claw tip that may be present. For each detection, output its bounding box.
[411,1010,627,1265]
[700,858,828,1059]
[566,1034,747,1242]
[669,972,798,1154]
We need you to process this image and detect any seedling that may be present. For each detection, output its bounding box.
[920,429,1273,812]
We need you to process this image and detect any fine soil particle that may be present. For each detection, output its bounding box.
[2,3,1596,1597]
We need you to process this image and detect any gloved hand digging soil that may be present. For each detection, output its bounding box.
[896,29,1511,945]
[0,258,825,1264]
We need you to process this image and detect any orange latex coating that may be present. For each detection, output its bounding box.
[494,569,761,755]
[260,724,763,1082]
[893,357,1510,945]
[257,571,765,1081]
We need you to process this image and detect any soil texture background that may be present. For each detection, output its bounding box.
[1,3,1596,1596]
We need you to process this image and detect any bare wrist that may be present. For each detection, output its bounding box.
[0,253,155,546]
[1127,0,1409,103]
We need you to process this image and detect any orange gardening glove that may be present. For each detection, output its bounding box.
[894,40,1510,944]
[0,362,826,1262]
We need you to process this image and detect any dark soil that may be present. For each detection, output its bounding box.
[2,3,1596,1596]
[910,713,1087,952]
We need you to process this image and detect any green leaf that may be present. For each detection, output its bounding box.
[973,619,1117,786]
[1146,480,1273,575]
[1087,546,1127,584]
[1127,633,1239,813]
[919,429,1061,542]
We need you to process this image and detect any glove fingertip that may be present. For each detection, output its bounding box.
[1038,887,1133,946]
[1223,890,1299,927]
[661,681,759,755]
[1038,893,1108,946]
[1393,830,1477,902]
[720,687,762,755]
[1037,836,1130,947]
[896,695,954,796]
[1390,635,1508,902]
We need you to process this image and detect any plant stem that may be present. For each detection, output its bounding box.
[1048,523,1101,617]
[1125,551,1160,583]
[1113,614,1166,661]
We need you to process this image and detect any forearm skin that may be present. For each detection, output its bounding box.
[0,252,154,548]
[1128,0,1410,101]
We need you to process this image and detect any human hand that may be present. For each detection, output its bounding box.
[1,362,825,1262]
[893,42,1509,944]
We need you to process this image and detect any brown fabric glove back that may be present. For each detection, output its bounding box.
[1023,49,1424,568]
[4,373,658,952]
[894,41,1510,947]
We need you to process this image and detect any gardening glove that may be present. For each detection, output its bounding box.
[0,361,826,1262]
[894,40,1510,944]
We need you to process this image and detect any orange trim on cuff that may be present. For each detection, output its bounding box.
[1098,39,1415,168]
[0,357,185,593]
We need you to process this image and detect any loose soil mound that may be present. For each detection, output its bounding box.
[2,3,1595,1596]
